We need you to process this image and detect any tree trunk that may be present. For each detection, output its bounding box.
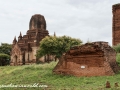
[47,54,50,63]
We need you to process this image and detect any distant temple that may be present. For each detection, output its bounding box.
[10,14,49,65]
[112,4,120,45]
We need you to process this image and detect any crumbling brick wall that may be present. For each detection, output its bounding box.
[112,4,120,45]
[53,42,119,77]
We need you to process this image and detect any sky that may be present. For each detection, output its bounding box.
[0,0,120,46]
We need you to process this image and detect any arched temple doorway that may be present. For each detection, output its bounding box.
[13,55,18,65]
[22,52,25,65]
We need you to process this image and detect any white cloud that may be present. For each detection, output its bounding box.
[0,0,120,46]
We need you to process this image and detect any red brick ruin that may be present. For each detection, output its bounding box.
[53,42,119,76]
[53,4,120,77]
[113,4,120,45]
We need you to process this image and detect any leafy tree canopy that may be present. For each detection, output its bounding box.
[0,43,11,65]
[37,35,82,59]
[0,53,10,66]
[0,53,10,59]
[0,43,12,55]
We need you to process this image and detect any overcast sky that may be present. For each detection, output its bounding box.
[0,0,120,46]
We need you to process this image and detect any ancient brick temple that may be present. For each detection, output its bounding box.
[112,4,120,45]
[53,42,119,76]
[10,14,49,65]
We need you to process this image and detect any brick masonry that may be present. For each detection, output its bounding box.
[10,14,49,65]
[112,4,120,45]
[53,42,119,76]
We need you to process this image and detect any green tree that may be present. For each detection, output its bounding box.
[0,43,12,55]
[36,35,82,61]
[0,43,12,65]
[0,53,10,66]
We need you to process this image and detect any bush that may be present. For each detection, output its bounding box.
[0,53,10,66]
[113,44,120,53]
[116,53,120,66]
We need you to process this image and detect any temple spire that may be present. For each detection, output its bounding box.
[29,14,46,30]
[18,32,22,40]
[13,36,17,44]
[54,32,56,37]
[20,32,22,36]
[14,36,17,42]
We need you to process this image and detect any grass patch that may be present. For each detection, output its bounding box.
[0,61,120,90]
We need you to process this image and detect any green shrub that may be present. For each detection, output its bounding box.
[113,44,120,53]
[0,53,10,66]
[116,53,120,66]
